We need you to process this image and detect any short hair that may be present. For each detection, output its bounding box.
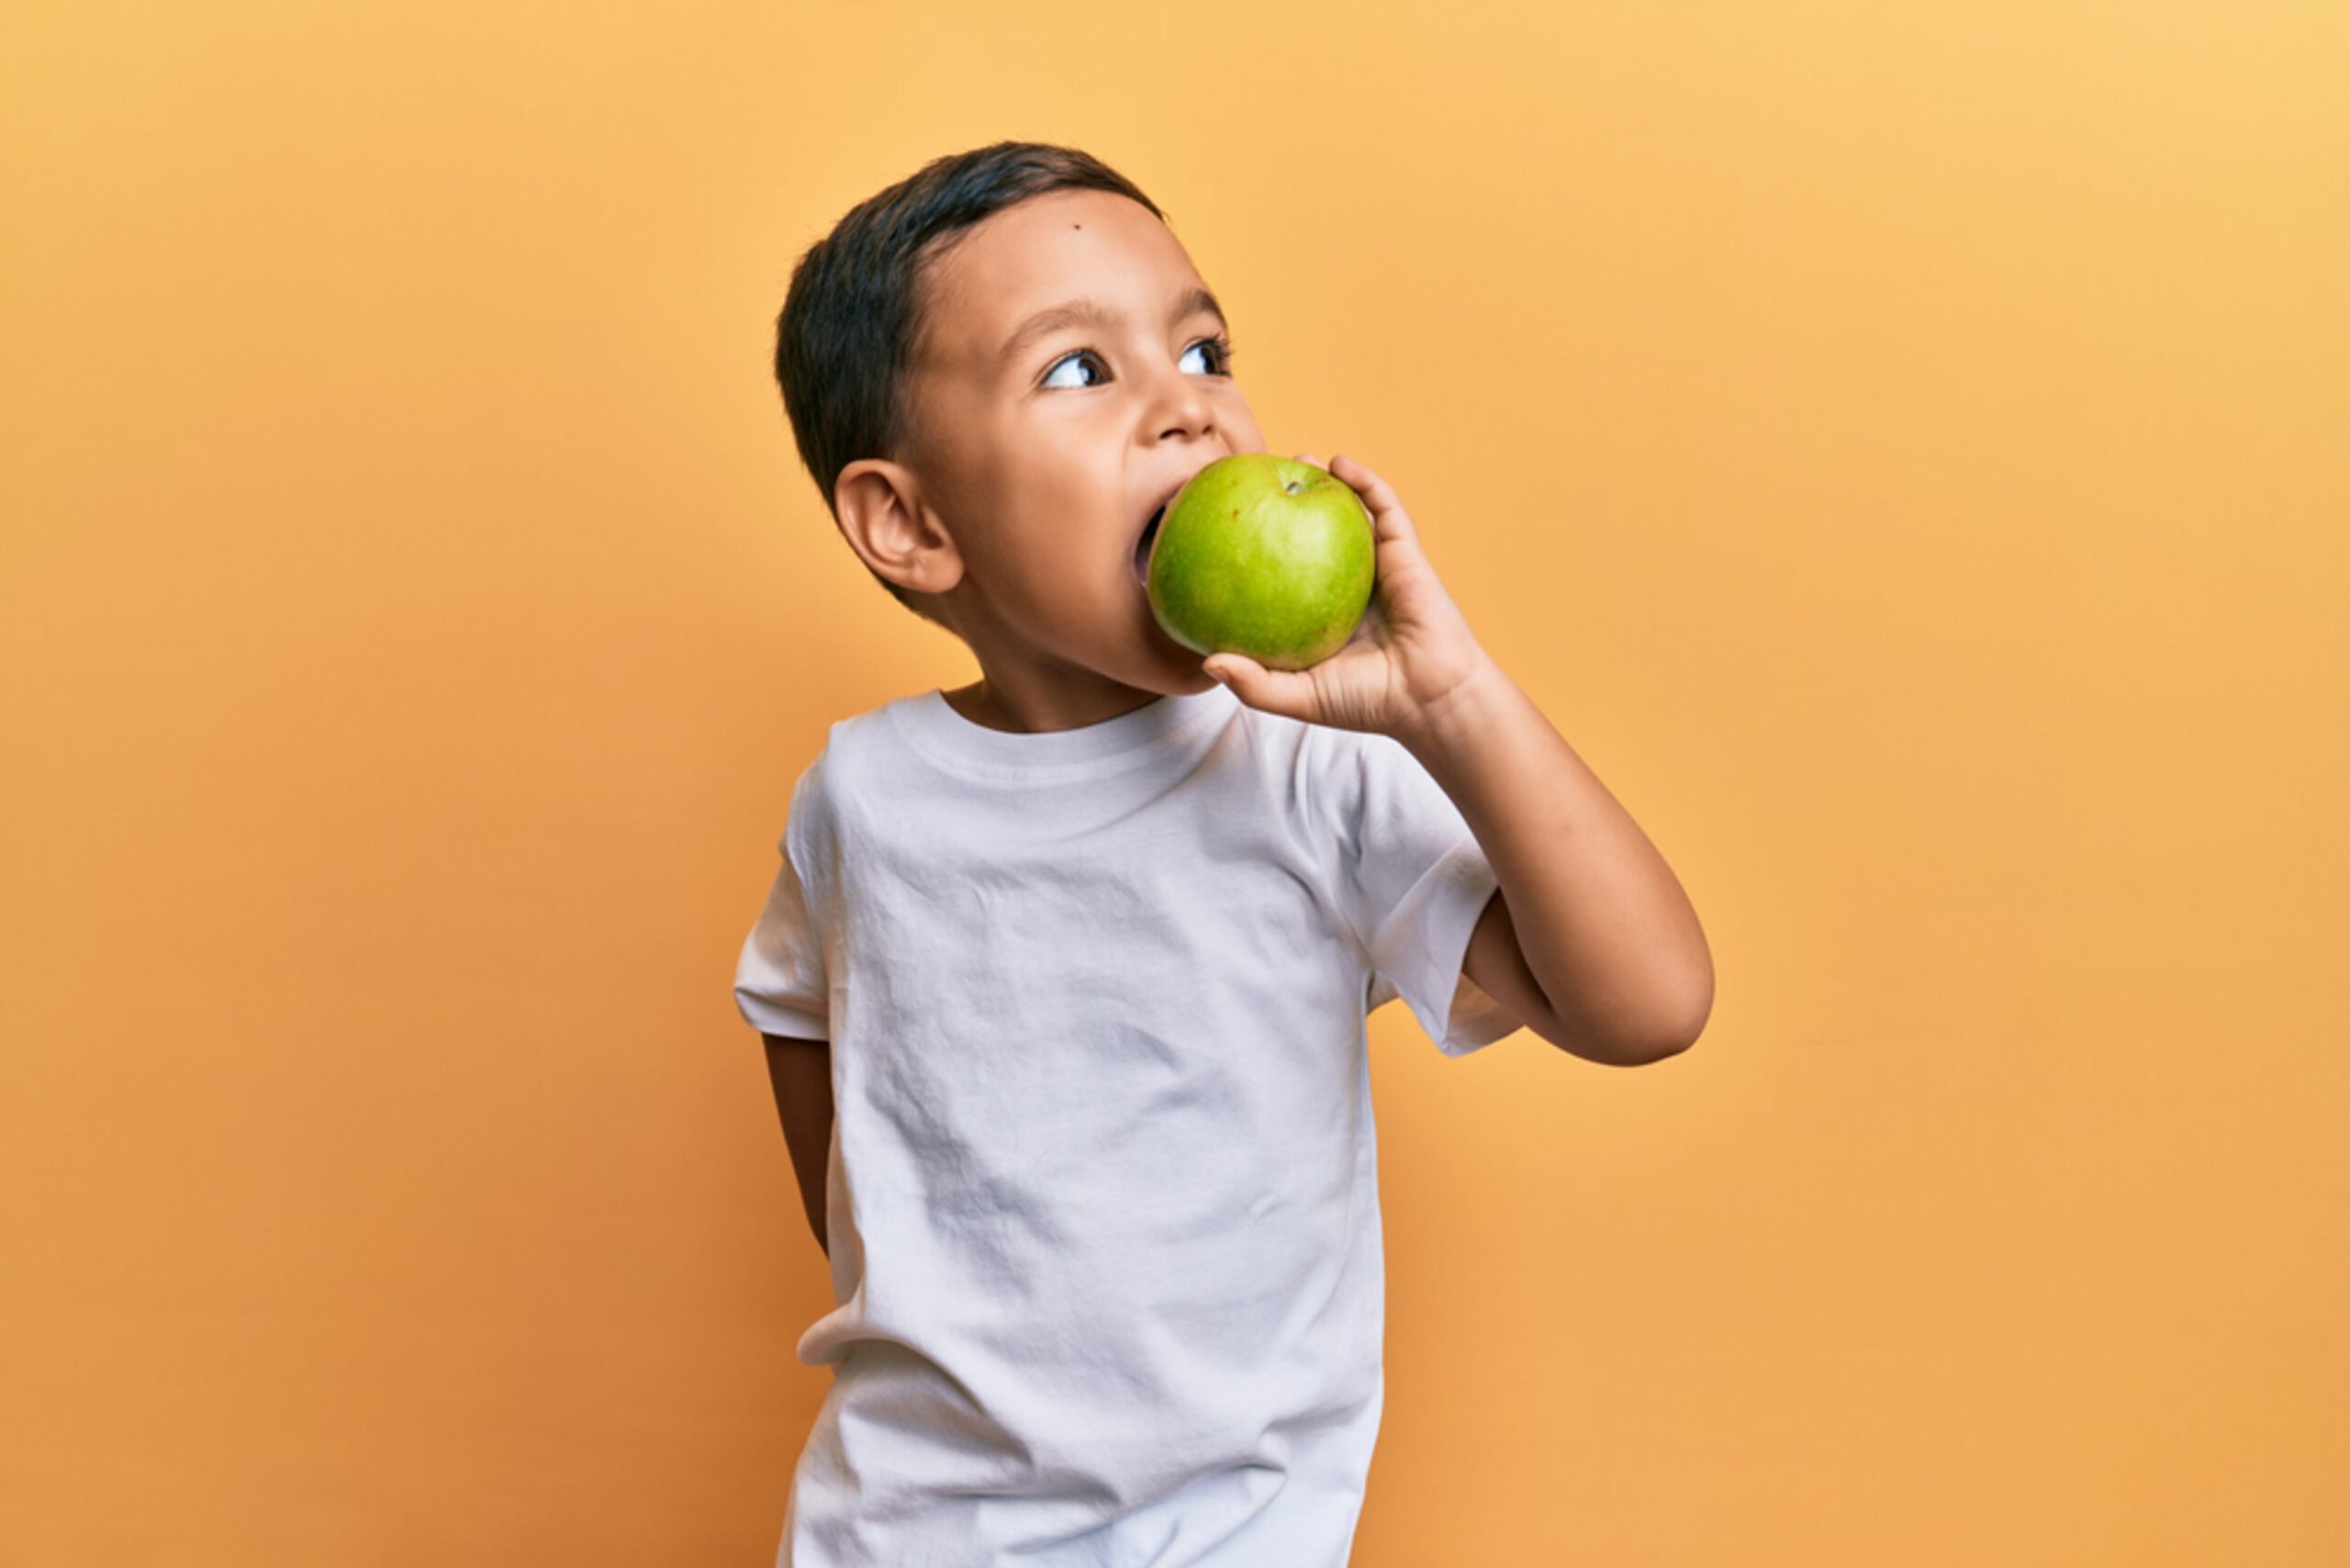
[772,140,1169,623]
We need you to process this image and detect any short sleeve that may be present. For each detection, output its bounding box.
[733,764,831,1041]
[1313,725,1522,1057]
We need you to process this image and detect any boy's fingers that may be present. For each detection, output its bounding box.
[1331,455,1414,540]
[1333,454,1384,495]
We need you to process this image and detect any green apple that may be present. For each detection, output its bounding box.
[1143,454,1376,670]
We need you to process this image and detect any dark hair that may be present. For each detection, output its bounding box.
[772,140,1168,623]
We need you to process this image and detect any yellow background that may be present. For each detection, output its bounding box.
[5,1,2344,1562]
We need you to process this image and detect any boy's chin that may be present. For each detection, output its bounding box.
[1129,607,1214,681]
[1101,628,1215,696]
[1151,654,1226,695]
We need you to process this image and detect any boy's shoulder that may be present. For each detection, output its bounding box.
[783,690,910,788]
[772,689,950,846]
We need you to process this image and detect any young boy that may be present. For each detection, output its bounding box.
[734,140,1713,1566]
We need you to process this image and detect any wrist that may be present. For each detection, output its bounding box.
[1393,650,1514,761]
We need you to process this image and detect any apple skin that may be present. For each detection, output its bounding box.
[1145,454,1376,671]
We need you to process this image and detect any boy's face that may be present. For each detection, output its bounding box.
[869,187,1270,730]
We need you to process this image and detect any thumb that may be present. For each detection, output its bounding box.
[1203,654,1315,721]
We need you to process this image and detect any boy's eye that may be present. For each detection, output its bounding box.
[1040,334,1237,390]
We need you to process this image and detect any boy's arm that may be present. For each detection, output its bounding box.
[1203,454,1712,1066]
[761,1033,833,1257]
[1416,665,1713,1065]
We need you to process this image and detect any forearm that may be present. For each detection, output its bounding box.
[763,1038,834,1257]
[1398,656,1713,1058]
[789,1128,829,1259]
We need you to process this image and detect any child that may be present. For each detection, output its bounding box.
[734,140,1712,1567]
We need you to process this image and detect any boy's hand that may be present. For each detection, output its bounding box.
[1202,454,1495,741]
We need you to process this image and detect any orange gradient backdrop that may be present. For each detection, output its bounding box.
[5,2,2345,1562]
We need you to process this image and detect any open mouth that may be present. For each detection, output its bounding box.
[1132,504,1166,586]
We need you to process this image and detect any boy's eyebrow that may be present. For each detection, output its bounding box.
[994,286,1227,375]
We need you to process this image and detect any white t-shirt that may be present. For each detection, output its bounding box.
[733,681,1519,1567]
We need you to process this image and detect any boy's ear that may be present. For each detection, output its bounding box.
[834,459,966,597]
